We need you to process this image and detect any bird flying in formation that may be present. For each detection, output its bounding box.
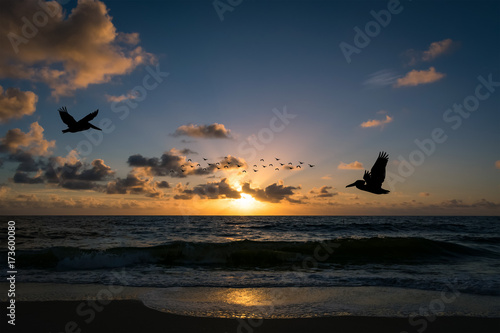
[346,152,390,195]
[58,107,101,133]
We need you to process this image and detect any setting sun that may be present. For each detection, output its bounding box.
[234,193,258,212]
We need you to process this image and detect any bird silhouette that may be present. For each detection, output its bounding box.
[346,152,390,195]
[299,161,304,164]
[58,107,101,133]
[260,159,265,162]
[308,164,315,167]
[275,157,280,161]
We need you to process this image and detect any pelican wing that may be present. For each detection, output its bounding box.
[78,109,99,123]
[58,106,77,126]
[368,152,389,187]
[363,170,371,183]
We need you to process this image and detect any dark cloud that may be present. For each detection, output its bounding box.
[242,181,301,203]
[46,159,114,184]
[171,123,233,139]
[106,171,163,198]
[155,180,170,188]
[12,171,44,184]
[310,186,337,198]
[179,148,198,155]
[173,178,240,200]
[128,151,245,178]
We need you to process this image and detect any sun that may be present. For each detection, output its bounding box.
[235,193,257,211]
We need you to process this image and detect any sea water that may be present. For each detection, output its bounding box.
[1,216,499,318]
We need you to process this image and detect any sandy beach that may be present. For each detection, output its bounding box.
[2,300,499,333]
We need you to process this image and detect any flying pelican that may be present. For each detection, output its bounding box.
[296,165,301,168]
[275,168,279,171]
[346,152,390,195]
[280,163,284,166]
[308,164,315,167]
[269,164,273,167]
[299,161,304,164]
[253,165,258,168]
[275,157,280,161]
[58,107,101,133]
[253,169,258,172]
[260,159,265,162]
[203,158,207,161]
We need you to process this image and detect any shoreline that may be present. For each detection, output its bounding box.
[2,300,500,333]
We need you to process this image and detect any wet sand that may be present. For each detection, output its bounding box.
[2,301,499,333]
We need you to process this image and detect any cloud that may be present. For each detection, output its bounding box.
[45,158,115,190]
[105,92,139,102]
[495,161,500,169]
[170,148,198,156]
[127,150,246,178]
[310,186,337,198]
[12,171,44,184]
[360,115,393,128]
[0,122,55,156]
[242,180,301,203]
[0,0,154,97]
[419,192,430,197]
[363,69,401,88]
[0,86,38,123]
[404,39,459,65]
[321,175,332,180]
[105,169,163,197]
[155,180,170,189]
[394,67,445,87]
[173,178,241,200]
[338,161,364,170]
[172,123,233,139]
[436,198,500,209]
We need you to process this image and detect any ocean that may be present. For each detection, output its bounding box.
[1,216,500,318]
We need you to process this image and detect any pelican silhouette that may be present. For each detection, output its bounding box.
[346,152,390,195]
[58,107,101,133]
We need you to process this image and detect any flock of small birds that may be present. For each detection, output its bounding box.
[171,156,315,174]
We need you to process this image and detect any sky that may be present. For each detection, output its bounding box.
[0,0,499,215]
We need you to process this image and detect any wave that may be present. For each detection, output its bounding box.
[6,237,497,271]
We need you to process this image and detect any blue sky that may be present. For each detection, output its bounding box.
[0,0,499,214]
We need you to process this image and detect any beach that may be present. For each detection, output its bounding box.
[1,216,499,332]
[2,300,500,333]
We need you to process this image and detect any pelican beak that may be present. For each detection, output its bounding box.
[346,182,356,188]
